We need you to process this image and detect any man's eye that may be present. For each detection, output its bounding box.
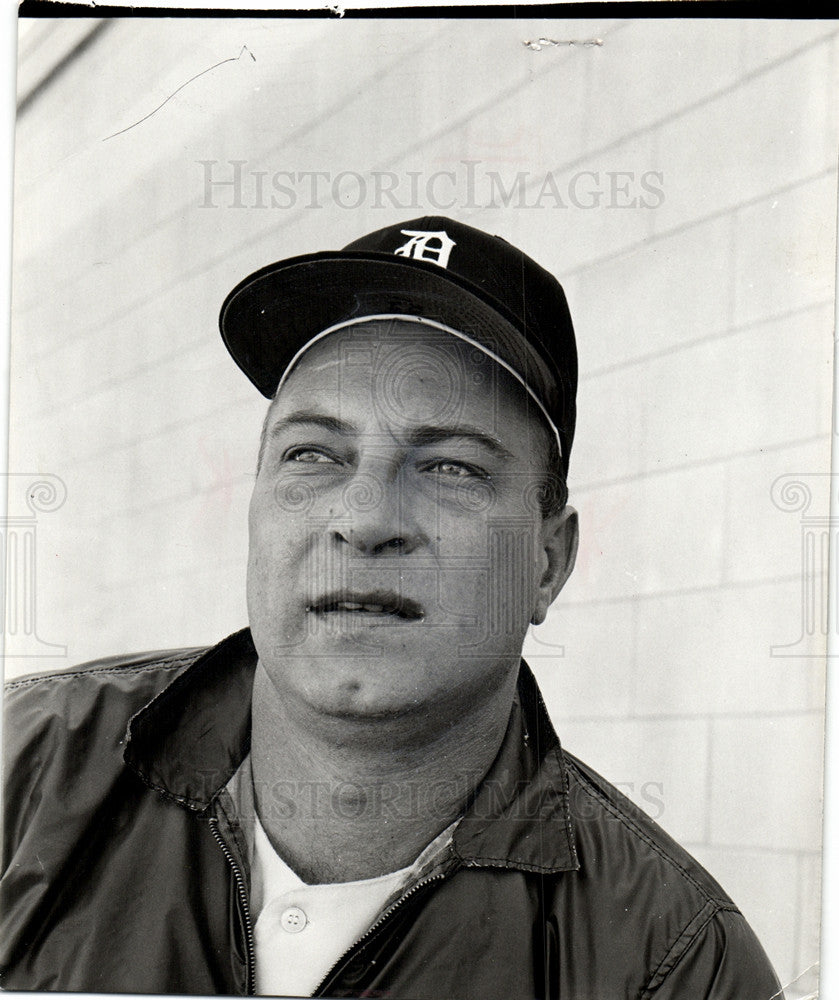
[422,459,489,480]
[284,447,340,465]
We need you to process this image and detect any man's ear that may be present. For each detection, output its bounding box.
[531,507,579,626]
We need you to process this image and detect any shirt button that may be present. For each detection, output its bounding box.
[280,906,307,933]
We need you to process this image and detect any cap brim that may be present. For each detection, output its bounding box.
[219,251,559,405]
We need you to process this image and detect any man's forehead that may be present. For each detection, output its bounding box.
[263,322,552,464]
[273,318,529,423]
[278,318,515,394]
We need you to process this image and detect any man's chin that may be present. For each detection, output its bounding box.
[255,649,427,715]
[312,695,418,723]
[294,675,433,726]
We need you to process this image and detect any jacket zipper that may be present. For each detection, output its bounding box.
[311,869,449,997]
[209,816,256,996]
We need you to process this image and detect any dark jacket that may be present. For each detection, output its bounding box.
[2,628,783,998]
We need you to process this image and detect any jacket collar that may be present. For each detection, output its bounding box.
[124,628,579,875]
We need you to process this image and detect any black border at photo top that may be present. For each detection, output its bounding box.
[15,0,839,19]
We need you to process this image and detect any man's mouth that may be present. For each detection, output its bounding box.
[307,590,424,621]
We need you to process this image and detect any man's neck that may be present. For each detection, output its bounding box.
[249,663,517,885]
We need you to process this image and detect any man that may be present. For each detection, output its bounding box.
[2,217,782,997]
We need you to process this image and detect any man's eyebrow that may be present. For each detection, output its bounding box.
[408,425,514,460]
[268,411,358,437]
[268,412,515,460]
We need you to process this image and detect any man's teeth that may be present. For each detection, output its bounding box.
[308,596,422,619]
[335,601,386,612]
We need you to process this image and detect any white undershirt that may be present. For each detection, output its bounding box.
[251,813,454,997]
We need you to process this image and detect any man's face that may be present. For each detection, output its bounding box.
[247,319,576,726]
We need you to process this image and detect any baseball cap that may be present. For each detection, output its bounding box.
[219,216,578,475]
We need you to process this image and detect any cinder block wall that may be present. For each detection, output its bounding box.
[8,17,836,995]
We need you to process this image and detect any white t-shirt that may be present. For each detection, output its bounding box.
[251,813,454,997]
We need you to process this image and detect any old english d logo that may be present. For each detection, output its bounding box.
[393,229,456,269]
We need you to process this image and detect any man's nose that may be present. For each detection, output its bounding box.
[330,467,426,556]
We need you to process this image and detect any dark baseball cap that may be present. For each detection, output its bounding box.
[219,216,578,474]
